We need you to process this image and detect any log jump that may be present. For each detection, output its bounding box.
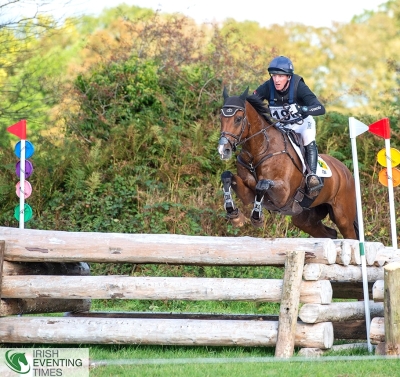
[0,226,395,356]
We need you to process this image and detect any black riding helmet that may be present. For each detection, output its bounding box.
[268,56,294,76]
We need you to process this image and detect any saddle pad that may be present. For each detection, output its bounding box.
[288,137,332,177]
[288,138,306,173]
[317,156,332,178]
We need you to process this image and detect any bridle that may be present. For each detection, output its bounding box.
[219,102,303,180]
[219,105,248,152]
[219,104,273,154]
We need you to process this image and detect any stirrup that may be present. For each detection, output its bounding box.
[306,174,323,193]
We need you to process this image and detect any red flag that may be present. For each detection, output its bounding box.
[7,119,27,139]
[369,118,390,139]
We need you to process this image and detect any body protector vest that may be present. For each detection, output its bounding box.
[269,74,302,123]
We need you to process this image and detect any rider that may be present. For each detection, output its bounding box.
[253,55,325,193]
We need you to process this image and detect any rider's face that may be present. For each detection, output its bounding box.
[271,74,290,92]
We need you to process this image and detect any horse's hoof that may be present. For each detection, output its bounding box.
[230,211,246,227]
[251,216,264,228]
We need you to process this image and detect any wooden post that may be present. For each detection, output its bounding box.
[275,250,305,358]
[384,262,400,355]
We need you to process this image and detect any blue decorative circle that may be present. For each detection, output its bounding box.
[14,140,35,159]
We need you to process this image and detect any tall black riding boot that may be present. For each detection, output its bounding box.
[305,141,324,193]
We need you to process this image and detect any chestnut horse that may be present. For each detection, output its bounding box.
[218,87,358,239]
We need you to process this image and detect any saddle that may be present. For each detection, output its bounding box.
[278,127,321,210]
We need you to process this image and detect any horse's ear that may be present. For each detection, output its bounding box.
[223,86,229,101]
[239,87,249,100]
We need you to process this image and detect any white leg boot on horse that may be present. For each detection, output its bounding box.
[305,141,324,196]
[221,171,246,227]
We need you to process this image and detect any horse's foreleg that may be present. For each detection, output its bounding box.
[221,171,246,227]
[250,179,274,228]
[221,171,237,216]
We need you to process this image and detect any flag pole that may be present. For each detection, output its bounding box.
[369,118,397,250]
[19,140,26,229]
[384,138,398,250]
[7,119,28,229]
[349,117,372,352]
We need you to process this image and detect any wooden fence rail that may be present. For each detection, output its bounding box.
[0,227,396,355]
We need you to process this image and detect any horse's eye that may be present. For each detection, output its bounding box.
[235,116,243,124]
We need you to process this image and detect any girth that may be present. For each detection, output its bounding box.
[236,152,318,212]
[236,151,286,182]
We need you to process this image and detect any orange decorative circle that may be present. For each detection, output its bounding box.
[378,167,400,187]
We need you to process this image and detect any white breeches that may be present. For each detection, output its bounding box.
[286,116,316,146]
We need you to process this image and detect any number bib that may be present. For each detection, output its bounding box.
[269,104,299,122]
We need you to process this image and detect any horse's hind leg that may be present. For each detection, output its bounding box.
[292,205,338,239]
[329,203,358,240]
[221,171,246,227]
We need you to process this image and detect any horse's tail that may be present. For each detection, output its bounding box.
[353,216,360,241]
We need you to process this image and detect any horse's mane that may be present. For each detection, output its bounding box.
[245,94,275,124]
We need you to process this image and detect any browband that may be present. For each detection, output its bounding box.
[221,105,245,117]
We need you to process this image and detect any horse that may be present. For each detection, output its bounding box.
[218,87,358,240]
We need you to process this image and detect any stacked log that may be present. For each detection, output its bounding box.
[0,229,339,349]
[299,301,383,324]
[1,261,91,316]
[303,264,383,282]
[0,275,332,304]
[0,227,397,353]
[0,227,337,265]
[0,317,334,349]
[299,241,389,356]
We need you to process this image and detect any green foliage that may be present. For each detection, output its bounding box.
[0,3,399,249]
[1,6,400,365]
[70,59,163,142]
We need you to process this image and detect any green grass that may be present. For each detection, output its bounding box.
[3,341,397,377]
[86,344,400,376]
[89,358,400,377]
[90,299,281,315]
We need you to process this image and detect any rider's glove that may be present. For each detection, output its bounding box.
[289,104,308,119]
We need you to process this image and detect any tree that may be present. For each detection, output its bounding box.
[0,1,79,141]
